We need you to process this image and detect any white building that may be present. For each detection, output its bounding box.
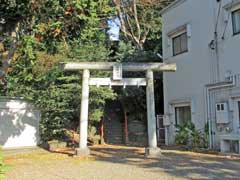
[0,98,40,148]
[161,0,240,151]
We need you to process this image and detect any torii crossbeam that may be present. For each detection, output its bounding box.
[60,62,176,157]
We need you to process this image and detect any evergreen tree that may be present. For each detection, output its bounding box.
[0,0,116,141]
[0,0,173,141]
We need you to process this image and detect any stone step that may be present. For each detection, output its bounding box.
[105,134,123,137]
[105,131,123,133]
[105,130,123,133]
[104,125,124,128]
[105,139,123,142]
[105,136,123,139]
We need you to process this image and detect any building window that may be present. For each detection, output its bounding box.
[175,106,191,126]
[172,32,188,56]
[232,9,240,35]
[216,102,229,124]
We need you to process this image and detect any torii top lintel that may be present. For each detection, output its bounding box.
[60,62,176,72]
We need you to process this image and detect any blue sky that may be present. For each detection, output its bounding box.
[107,16,121,41]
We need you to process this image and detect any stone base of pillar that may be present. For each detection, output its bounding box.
[74,147,90,157]
[145,147,161,158]
[125,137,129,145]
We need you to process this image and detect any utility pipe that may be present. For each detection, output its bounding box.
[205,75,236,148]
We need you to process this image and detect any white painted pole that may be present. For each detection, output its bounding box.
[80,69,90,149]
[146,70,158,148]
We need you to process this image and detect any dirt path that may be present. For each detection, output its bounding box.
[3,145,240,180]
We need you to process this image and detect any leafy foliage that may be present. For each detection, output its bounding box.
[113,41,161,123]
[112,0,173,50]
[118,86,146,122]
[1,0,173,142]
[3,40,116,141]
[175,122,208,148]
[0,0,30,22]
[109,0,169,121]
[1,0,117,141]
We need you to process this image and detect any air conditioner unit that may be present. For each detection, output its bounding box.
[216,102,229,124]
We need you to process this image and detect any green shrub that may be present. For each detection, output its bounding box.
[175,121,208,148]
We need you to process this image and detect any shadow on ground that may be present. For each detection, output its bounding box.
[88,145,240,180]
[3,145,240,180]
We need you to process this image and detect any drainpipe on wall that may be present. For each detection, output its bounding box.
[205,75,236,149]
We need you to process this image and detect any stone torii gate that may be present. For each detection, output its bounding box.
[60,62,176,157]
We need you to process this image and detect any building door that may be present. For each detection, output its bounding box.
[156,115,165,145]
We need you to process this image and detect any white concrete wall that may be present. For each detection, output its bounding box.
[217,0,240,80]
[162,0,240,147]
[162,0,214,144]
[0,98,40,148]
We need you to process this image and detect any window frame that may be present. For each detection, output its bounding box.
[172,32,188,56]
[216,103,227,112]
[174,105,191,126]
[232,8,240,36]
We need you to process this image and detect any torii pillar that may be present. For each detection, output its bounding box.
[76,69,90,156]
[61,62,176,157]
[145,69,159,156]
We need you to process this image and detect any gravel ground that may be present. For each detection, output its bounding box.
[3,145,240,180]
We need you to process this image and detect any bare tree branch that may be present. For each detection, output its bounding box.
[113,0,128,38]
[133,0,141,40]
[125,13,139,45]
[140,27,149,45]
[113,0,172,49]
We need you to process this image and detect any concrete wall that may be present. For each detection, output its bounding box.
[162,0,240,147]
[0,98,40,148]
[217,0,240,80]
